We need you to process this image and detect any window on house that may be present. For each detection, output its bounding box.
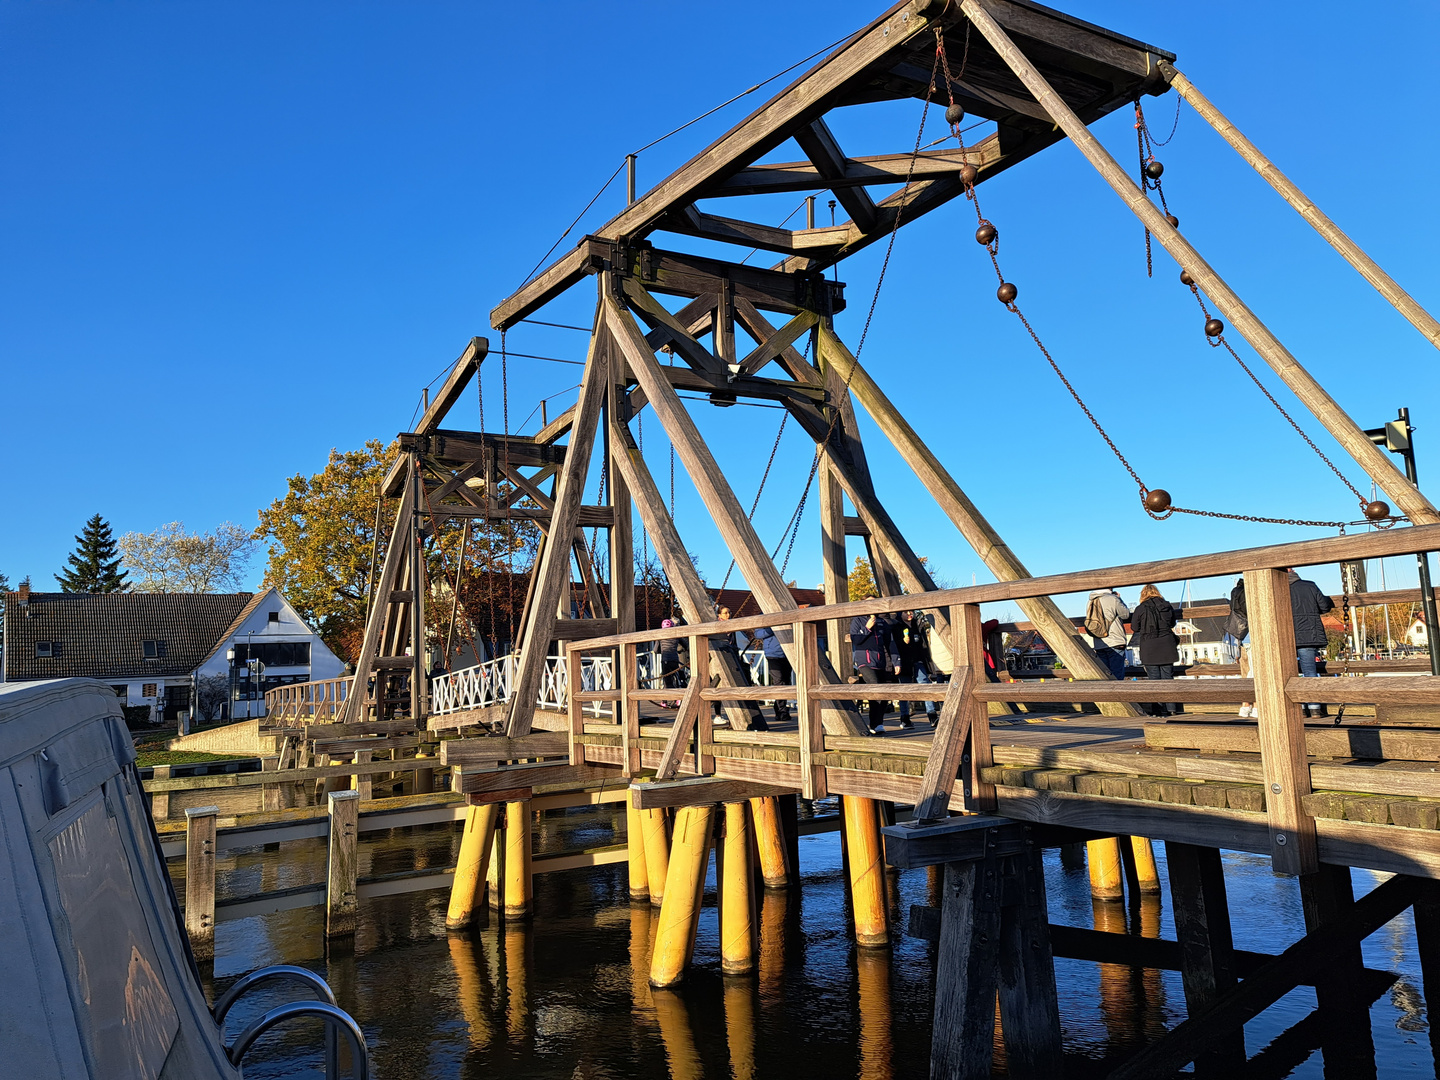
[142,640,168,660]
[142,683,157,698]
[111,685,128,703]
[35,641,62,658]
[268,611,280,623]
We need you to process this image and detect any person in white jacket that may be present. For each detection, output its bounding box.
[1084,588,1131,680]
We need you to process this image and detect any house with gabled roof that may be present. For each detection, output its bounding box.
[1,582,343,726]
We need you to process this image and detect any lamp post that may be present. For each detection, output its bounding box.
[1365,407,1440,676]
[226,647,236,721]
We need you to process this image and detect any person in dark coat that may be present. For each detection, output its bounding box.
[1289,569,1334,717]
[891,610,936,728]
[1130,584,1179,716]
[656,618,684,708]
[850,613,898,735]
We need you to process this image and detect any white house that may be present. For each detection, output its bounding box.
[1,583,343,726]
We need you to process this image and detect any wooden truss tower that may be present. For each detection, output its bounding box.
[344,0,1439,736]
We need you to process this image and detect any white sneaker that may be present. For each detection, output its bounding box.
[1238,705,1253,719]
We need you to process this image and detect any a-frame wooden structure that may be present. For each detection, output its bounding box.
[345,0,1439,741]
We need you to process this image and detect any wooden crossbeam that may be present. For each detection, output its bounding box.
[716,146,998,196]
[795,118,878,233]
[631,774,794,810]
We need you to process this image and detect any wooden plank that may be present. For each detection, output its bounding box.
[973,679,1254,702]
[183,806,218,960]
[879,815,1024,869]
[1166,842,1245,1069]
[961,0,1437,527]
[325,790,360,937]
[452,760,616,795]
[506,303,607,736]
[914,608,982,821]
[931,854,1004,1080]
[656,635,708,781]
[439,732,570,765]
[717,144,1004,196]
[1246,567,1316,874]
[143,756,441,793]
[631,775,793,810]
[311,734,420,755]
[1284,674,1440,705]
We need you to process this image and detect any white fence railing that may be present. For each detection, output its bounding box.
[429,652,617,719]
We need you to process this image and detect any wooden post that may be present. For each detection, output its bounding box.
[626,799,650,902]
[184,805,218,961]
[778,793,800,885]
[1244,567,1318,875]
[796,621,827,800]
[1087,837,1125,901]
[487,811,505,911]
[1130,836,1161,894]
[620,641,640,776]
[818,456,848,674]
[1162,62,1440,354]
[750,796,790,889]
[961,0,1438,527]
[409,455,428,722]
[1300,864,1378,1073]
[353,749,373,801]
[414,748,434,795]
[930,854,1002,1080]
[567,644,585,766]
[1414,880,1440,1074]
[447,803,499,930]
[504,800,533,918]
[721,802,755,974]
[642,805,671,907]
[326,789,360,937]
[650,804,715,987]
[842,795,888,947]
[151,765,172,820]
[1166,842,1244,1072]
[996,843,1064,1076]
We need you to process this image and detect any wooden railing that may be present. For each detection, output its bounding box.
[265,676,354,724]
[566,523,1440,877]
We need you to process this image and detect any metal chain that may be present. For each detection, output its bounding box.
[638,411,652,629]
[501,331,519,642]
[419,463,484,668]
[477,343,497,652]
[940,38,1359,531]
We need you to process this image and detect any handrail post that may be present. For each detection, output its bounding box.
[621,641,640,777]
[326,789,361,937]
[955,603,994,810]
[184,805,219,960]
[796,620,826,799]
[567,646,585,766]
[1243,568,1317,875]
[692,633,714,775]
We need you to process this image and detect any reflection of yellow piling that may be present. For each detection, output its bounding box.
[650,805,714,987]
[1129,836,1161,893]
[653,988,704,1080]
[1093,899,1138,1043]
[641,808,671,908]
[504,928,529,1041]
[1087,837,1125,901]
[721,802,755,974]
[447,932,493,1049]
[626,800,650,902]
[447,803,498,930]
[724,978,757,1080]
[750,796,790,888]
[629,903,655,1024]
[504,801,532,918]
[758,888,788,997]
[856,948,895,1080]
[843,796,889,947]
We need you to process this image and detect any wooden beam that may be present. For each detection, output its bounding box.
[737,310,818,376]
[341,477,415,723]
[631,775,793,810]
[655,635,709,780]
[962,0,1438,526]
[717,145,1001,196]
[440,732,570,765]
[453,760,616,795]
[621,276,727,376]
[880,815,1025,869]
[506,307,608,736]
[607,292,866,735]
[914,606,982,821]
[668,206,848,257]
[1244,567,1317,875]
[1163,62,1440,354]
[794,118,879,232]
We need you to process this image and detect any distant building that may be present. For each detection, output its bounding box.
[1,583,343,724]
[1409,617,1429,650]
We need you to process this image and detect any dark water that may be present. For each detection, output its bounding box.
[189,804,1439,1078]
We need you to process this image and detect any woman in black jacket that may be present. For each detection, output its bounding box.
[1130,584,1180,716]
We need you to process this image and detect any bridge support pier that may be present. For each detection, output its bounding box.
[625,800,650,902]
[650,805,715,987]
[720,802,755,974]
[843,796,888,947]
[751,795,790,889]
[641,807,671,907]
[447,803,498,930]
[504,800,533,918]
[1087,836,1125,900]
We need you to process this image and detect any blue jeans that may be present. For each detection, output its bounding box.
[1297,646,1321,709]
[899,664,937,720]
[1094,644,1126,680]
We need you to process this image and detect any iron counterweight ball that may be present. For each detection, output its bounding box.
[1205,317,1225,337]
[1180,269,1195,286]
[945,102,966,126]
[997,282,1018,304]
[959,163,978,186]
[1166,213,1180,228]
[1364,500,1392,521]
[975,222,997,245]
[1145,160,1165,180]
[1144,489,1173,513]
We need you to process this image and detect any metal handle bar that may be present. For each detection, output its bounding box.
[225,1000,369,1079]
[212,964,337,1026]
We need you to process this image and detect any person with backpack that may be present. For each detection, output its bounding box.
[850,612,899,735]
[1288,569,1334,718]
[1083,588,1131,679]
[749,625,792,725]
[1130,584,1180,716]
[1225,578,1254,719]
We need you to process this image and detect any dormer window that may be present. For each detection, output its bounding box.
[268,611,280,624]
[142,640,168,660]
[35,641,62,658]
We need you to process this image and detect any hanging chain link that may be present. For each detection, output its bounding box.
[477,341,497,652]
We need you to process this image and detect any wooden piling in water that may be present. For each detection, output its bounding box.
[447,803,499,930]
[842,795,888,947]
[750,795,789,889]
[326,789,360,937]
[1166,842,1244,1072]
[487,811,505,911]
[504,800,532,918]
[721,802,755,974]
[626,800,650,902]
[184,805,218,960]
[650,804,714,987]
[1129,836,1162,894]
[641,806,671,907]
[1087,837,1125,901]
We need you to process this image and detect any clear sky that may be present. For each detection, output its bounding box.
[4,1,1438,620]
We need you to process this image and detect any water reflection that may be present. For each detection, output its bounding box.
[854,949,893,1080]
[654,989,703,1080]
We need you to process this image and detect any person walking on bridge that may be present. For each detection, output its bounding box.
[749,626,792,725]
[1083,587,1131,679]
[1130,584,1179,716]
[851,613,898,736]
[1288,569,1334,718]
[892,609,937,729]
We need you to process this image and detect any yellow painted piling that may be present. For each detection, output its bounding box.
[627,800,650,902]
[641,807,671,908]
[649,805,715,987]
[446,803,499,930]
[1129,835,1162,893]
[842,796,889,947]
[487,810,505,911]
[504,801,532,918]
[721,802,755,974]
[1087,837,1125,901]
[749,795,790,889]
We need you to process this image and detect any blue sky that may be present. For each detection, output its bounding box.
[4,1,1438,619]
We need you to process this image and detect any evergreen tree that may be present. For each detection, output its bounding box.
[55,514,129,593]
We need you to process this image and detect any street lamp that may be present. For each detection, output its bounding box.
[226,647,236,721]
[1365,407,1440,676]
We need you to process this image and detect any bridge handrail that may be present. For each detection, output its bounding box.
[265,675,353,724]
